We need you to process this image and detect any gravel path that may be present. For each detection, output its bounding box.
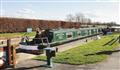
[6,47,120,70]
[56,36,94,53]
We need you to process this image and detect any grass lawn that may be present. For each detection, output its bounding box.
[34,33,120,65]
[0,32,35,38]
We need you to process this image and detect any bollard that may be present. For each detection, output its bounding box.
[86,39,88,42]
[44,47,56,68]
[46,50,53,67]
[118,35,120,43]
[7,39,11,66]
[56,47,58,52]
[6,39,16,68]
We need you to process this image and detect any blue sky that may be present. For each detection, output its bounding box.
[0,0,119,24]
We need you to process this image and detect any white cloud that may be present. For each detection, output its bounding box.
[17,8,35,15]
[15,8,38,19]
[98,10,117,19]
[81,8,119,24]
[83,11,99,18]
[85,13,98,18]
[0,9,5,17]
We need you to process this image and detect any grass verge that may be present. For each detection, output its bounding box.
[33,33,120,65]
[0,32,35,39]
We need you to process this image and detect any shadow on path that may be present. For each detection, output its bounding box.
[85,49,120,56]
[103,38,115,46]
[5,65,49,70]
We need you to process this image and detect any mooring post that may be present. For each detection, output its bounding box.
[11,46,16,68]
[7,39,11,66]
[7,39,16,68]
[44,47,56,68]
[118,35,120,43]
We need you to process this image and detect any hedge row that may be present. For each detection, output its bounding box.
[0,17,82,33]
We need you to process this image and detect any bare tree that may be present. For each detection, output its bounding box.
[66,14,74,22]
[75,13,85,23]
[84,18,91,23]
[66,13,92,23]
[107,22,116,27]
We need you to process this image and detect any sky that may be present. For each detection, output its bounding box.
[0,0,120,24]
